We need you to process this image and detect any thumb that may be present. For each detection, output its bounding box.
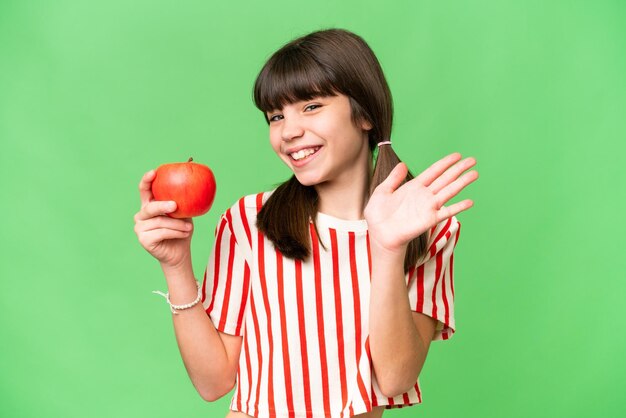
[379,162,408,193]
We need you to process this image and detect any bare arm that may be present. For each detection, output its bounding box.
[364,154,478,397]
[368,242,436,397]
[134,169,241,401]
[161,260,242,401]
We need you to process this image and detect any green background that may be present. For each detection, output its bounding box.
[1,0,625,417]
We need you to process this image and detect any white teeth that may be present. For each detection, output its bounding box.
[290,147,318,161]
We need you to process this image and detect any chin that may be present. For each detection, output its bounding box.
[293,173,324,187]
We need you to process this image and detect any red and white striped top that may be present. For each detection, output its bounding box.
[201,191,461,418]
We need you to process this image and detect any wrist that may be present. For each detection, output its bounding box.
[369,237,407,260]
[161,256,193,278]
[158,258,202,308]
[153,280,202,315]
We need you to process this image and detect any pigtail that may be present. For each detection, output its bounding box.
[371,143,429,273]
[256,175,324,260]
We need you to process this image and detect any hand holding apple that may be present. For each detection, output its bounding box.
[151,158,217,218]
[134,170,194,269]
[134,157,216,268]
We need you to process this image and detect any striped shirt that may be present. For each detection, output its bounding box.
[201,191,461,418]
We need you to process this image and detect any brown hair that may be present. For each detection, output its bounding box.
[253,28,428,273]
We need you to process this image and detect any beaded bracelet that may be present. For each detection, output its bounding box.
[152,280,202,315]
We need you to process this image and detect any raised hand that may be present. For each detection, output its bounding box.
[364,153,478,253]
[133,169,195,269]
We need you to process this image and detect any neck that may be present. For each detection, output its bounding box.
[315,151,373,220]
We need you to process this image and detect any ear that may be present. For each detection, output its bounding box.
[360,119,373,131]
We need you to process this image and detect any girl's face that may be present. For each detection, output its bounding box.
[266,94,372,188]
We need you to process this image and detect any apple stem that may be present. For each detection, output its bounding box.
[188,157,193,162]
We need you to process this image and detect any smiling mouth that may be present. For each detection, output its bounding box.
[289,146,322,161]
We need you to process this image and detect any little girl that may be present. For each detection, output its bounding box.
[134,28,478,418]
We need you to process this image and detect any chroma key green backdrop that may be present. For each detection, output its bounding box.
[1,1,625,417]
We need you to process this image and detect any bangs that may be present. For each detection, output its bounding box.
[254,47,339,114]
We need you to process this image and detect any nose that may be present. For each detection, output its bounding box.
[281,115,304,142]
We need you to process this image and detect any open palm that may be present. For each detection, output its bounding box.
[364,153,478,252]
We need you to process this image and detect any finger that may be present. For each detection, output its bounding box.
[140,229,191,247]
[378,162,408,193]
[437,199,474,221]
[139,170,156,207]
[135,200,177,221]
[136,216,193,233]
[416,152,463,187]
[435,170,479,208]
[429,157,477,194]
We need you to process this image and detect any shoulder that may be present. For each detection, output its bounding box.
[234,190,276,212]
[218,190,277,241]
[428,215,461,246]
[224,190,277,219]
[418,216,461,264]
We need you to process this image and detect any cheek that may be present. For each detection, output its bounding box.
[268,133,281,154]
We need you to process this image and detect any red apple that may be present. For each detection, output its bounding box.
[151,157,216,218]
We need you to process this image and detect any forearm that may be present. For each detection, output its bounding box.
[160,260,236,401]
[368,242,427,397]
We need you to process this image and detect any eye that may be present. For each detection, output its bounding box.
[268,113,283,122]
[304,103,321,112]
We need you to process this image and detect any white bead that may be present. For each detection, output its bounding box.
[152,281,202,314]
